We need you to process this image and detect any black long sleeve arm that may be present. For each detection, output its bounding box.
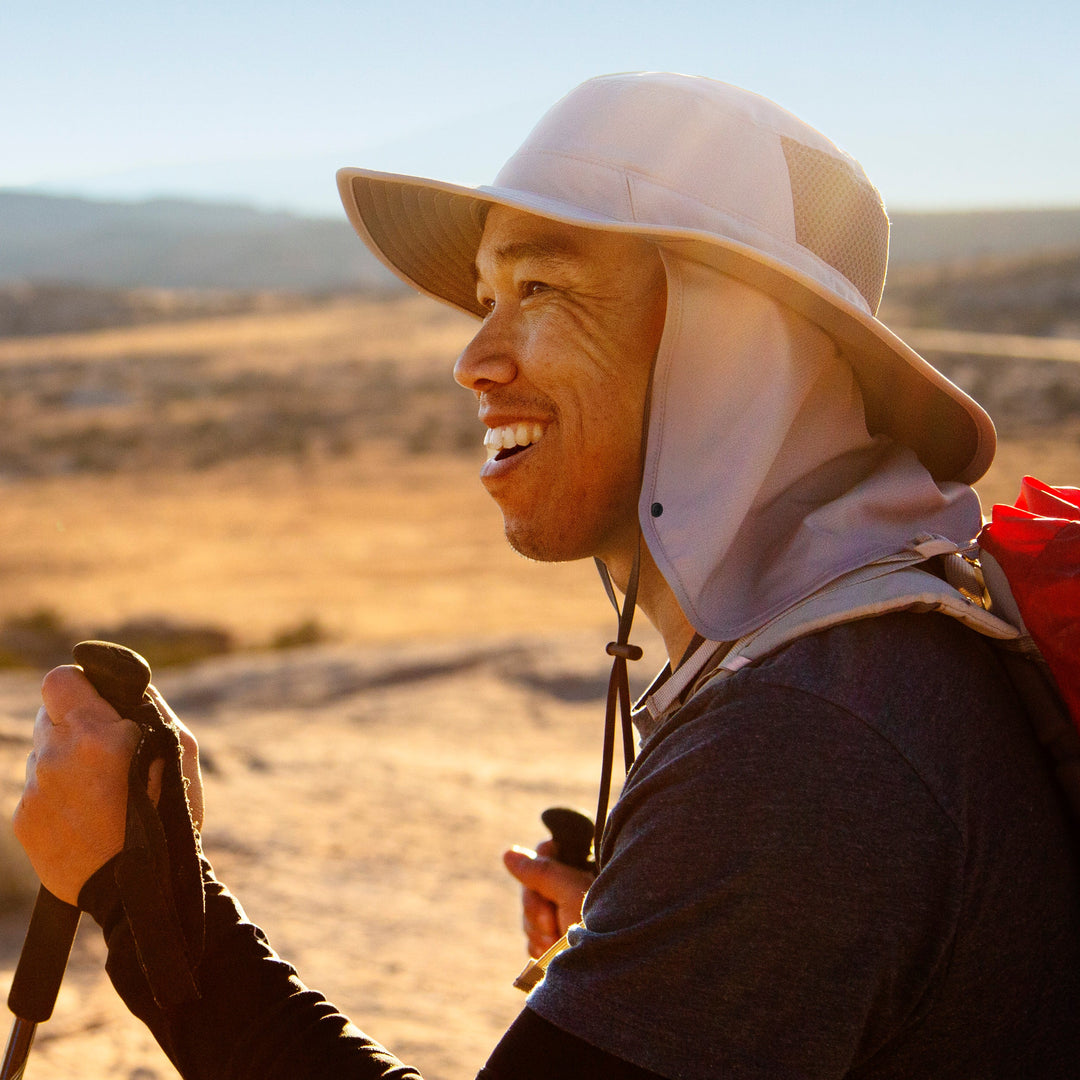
[79,859,663,1080]
[80,858,422,1079]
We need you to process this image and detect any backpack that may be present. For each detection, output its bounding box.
[641,476,1080,824]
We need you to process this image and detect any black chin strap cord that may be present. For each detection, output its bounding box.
[590,320,659,867]
[593,549,644,866]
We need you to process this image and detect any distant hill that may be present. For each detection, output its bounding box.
[887,207,1080,267]
[3,190,1080,293]
[0,191,397,292]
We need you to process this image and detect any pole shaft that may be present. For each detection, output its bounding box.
[0,1018,36,1080]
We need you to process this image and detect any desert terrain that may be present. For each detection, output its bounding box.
[0,291,1079,1078]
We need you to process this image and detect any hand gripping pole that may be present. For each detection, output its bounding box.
[1,642,152,1080]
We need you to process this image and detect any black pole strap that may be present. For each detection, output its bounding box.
[108,692,205,1008]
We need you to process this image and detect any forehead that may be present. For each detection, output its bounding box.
[473,205,651,282]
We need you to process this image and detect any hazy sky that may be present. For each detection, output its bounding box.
[2,0,1076,217]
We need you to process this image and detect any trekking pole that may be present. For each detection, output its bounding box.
[2,642,152,1080]
[512,806,596,992]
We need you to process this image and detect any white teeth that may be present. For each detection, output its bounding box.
[484,422,546,461]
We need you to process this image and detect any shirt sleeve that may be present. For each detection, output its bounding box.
[80,857,423,1080]
[527,677,966,1079]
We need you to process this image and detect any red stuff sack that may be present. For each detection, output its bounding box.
[978,476,1080,819]
[979,477,1080,723]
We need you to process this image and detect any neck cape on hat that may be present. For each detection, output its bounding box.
[643,253,981,640]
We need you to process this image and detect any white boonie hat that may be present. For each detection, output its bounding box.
[337,71,995,484]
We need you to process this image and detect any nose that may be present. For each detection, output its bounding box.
[453,313,518,393]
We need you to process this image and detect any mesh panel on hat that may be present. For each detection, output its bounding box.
[780,137,890,315]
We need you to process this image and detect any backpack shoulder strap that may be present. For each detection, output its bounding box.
[641,538,1080,830]
[956,546,1080,824]
[717,556,1018,676]
[642,540,1019,728]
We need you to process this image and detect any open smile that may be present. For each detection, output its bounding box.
[484,422,547,462]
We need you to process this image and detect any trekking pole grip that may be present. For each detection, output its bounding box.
[541,807,595,873]
[6,643,152,1024]
[5,890,80,1026]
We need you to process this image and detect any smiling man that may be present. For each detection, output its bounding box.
[460,209,684,654]
[14,73,1080,1078]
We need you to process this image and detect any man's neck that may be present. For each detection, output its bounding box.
[605,542,696,666]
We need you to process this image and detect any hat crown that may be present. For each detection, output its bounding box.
[493,73,889,314]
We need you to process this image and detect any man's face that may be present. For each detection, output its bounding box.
[454,206,667,569]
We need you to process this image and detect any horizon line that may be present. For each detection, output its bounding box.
[3,185,1080,222]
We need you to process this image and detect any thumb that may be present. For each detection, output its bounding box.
[504,844,593,950]
[504,845,593,897]
[503,845,551,889]
[504,845,533,878]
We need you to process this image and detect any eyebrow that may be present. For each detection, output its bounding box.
[472,237,585,282]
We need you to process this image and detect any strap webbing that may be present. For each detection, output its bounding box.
[112,697,205,1007]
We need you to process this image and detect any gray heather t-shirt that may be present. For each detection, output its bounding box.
[530,612,1080,1078]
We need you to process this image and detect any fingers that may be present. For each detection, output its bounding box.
[535,838,558,859]
[522,885,560,957]
[503,845,594,958]
[147,685,205,832]
[14,665,142,905]
[35,666,141,776]
[41,664,122,727]
[503,844,594,896]
[506,847,560,957]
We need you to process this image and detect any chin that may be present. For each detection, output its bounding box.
[502,520,589,565]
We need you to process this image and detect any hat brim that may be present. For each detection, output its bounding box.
[337,167,995,485]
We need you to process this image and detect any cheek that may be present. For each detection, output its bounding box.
[526,309,640,403]
[522,300,659,452]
